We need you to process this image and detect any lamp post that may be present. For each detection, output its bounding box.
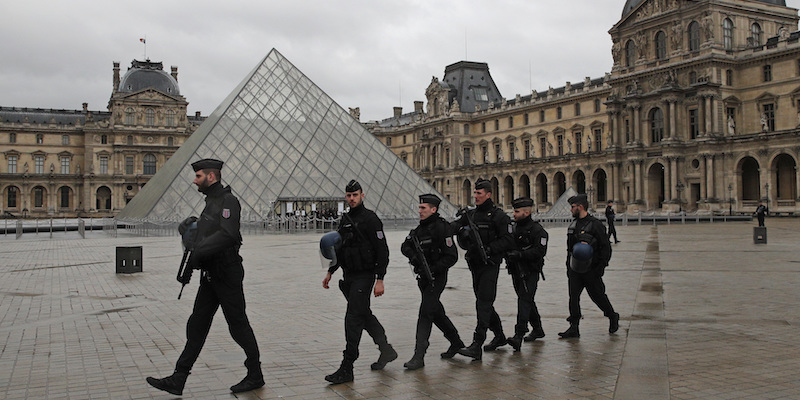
[676,181,685,213]
[728,184,733,215]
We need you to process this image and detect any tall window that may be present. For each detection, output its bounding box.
[101,135,108,144]
[127,135,133,145]
[34,156,44,174]
[625,39,636,67]
[540,137,547,157]
[125,108,135,125]
[495,143,501,162]
[168,137,174,146]
[9,132,16,143]
[689,21,701,51]
[557,135,564,156]
[463,148,471,166]
[494,120,499,130]
[386,137,392,146]
[145,109,155,126]
[751,23,762,47]
[62,135,69,145]
[165,110,175,127]
[726,69,733,86]
[650,108,664,143]
[594,129,602,152]
[594,99,601,113]
[445,148,450,168]
[481,122,486,133]
[723,18,734,50]
[557,106,562,119]
[463,124,470,135]
[524,139,530,158]
[574,103,581,116]
[689,109,699,139]
[36,134,44,144]
[625,119,631,143]
[60,187,70,208]
[125,156,134,174]
[575,132,582,153]
[524,113,529,125]
[763,103,775,131]
[508,116,514,128]
[763,65,772,82]
[8,155,17,173]
[7,186,17,208]
[99,156,108,174]
[508,142,515,161]
[143,154,157,175]
[33,186,44,208]
[482,146,488,163]
[539,110,545,122]
[655,31,667,59]
[61,157,70,174]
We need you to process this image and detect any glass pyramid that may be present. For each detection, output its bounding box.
[117,49,455,223]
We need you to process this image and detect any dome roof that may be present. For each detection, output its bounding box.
[622,0,786,17]
[118,59,180,96]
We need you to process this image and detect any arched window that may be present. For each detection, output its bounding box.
[751,22,762,47]
[650,108,664,143]
[143,154,157,175]
[7,186,18,208]
[96,186,112,210]
[625,40,636,67]
[723,18,734,50]
[688,21,701,51]
[145,109,155,126]
[165,110,175,127]
[125,107,135,125]
[655,31,667,60]
[59,186,71,209]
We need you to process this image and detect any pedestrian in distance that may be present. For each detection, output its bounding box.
[605,200,620,244]
[146,158,264,396]
[322,180,396,384]
[400,193,465,370]
[754,202,768,227]
[559,194,620,339]
[505,197,548,351]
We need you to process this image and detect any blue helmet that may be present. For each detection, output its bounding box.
[569,242,594,273]
[320,231,342,261]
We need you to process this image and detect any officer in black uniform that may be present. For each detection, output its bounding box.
[505,197,548,351]
[323,180,396,384]
[559,194,619,339]
[451,179,514,360]
[605,200,620,243]
[147,159,263,396]
[400,194,465,370]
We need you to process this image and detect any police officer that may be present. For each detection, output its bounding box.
[400,194,465,370]
[452,179,514,360]
[505,197,548,351]
[754,201,768,227]
[147,159,263,395]
[605,200,620,243]
[322,180,396,384]
[559,194,619,339]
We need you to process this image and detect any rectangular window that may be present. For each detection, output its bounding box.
[625,119,631,143]
[508,142,515,161]
[763,65,772,82]
[463,124,470,135]
[540,137,547,157]
[594,99,601,113]
[35,156,44,174]
[34,188,43,208]
[575,103,581,116]
[125,156,134,174]
[575,133,582,153]
[7,187,17,208]
[557,107,562,119]
[689,109,699,139]
[495,143,501,162]
[61,157,69,174]
[463,148,471,166]
[481,122,486,133]
[8,155,17,173]
[386,137,392,146]
[594,129,602,152]
[508,116,514,128]
[473,87,489,102]
[482,146,488,163]
[403,135,407,144]
[36,134,44,144]
[557,135,564,156]
[9,133,16,143]
[524,139,530,159]
[539,110,545,122]
[763,103,775,131]
[62,135,69,145]
[99,156,108,175]
[60,188,70,208]
[445,148,450,168]
[524,113,529,125]
[726,69,733,86]
[494,120,499,130]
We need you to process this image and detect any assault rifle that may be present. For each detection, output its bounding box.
[177,219,198,299]
[410,233,435,286]
[460,208,490,265]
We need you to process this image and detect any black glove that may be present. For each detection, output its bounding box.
[187,253,202,270]
[177,268,192,284]
[506,250,522,262]
[178,216,198,235]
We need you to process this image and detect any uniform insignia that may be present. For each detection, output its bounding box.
[541,238,548,246]
[222,209,231,218]
[508,224,513,234]
[445,237,453,247]
[377,231,384,239]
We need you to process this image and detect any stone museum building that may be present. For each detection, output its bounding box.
[368,0,800,214]
[0,60,204,217]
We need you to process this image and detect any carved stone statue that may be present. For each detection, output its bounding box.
[451,98,460,113]
[348,107,360,121]
[567,140,572,153]
[548,141,554,156]
[727,115,736,135]
[671,22,683,51]
[702,12,714,41]
[761,113,769,132]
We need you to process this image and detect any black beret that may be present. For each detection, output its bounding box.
[345,180,362,192]
[475,179,492,192]
[512,197,533,208]
[191,158,224,172]
[568,194,589,208]
[419,193,441,207]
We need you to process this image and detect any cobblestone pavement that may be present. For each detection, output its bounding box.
[0,219,798,399]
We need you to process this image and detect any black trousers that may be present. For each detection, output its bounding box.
[607,220,618,242]
[414,273,462,355]
[511,271,542,335]
[757,215,765,226]
[566,267,615,324]
[468,261,504,344]
[339,275,389,364]
[176,261,260,373]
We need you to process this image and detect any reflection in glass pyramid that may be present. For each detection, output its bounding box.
[117,49,455,223]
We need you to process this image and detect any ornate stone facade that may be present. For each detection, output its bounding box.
[0,60,204,217]
[370,0,800,215]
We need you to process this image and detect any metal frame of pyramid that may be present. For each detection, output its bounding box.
[117,49,455,223]
[539,187,579,217]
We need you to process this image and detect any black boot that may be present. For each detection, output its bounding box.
[440,340,465,359]
[524,328,545,342]
[370,344,398,370]
[403,353,425,370]
[506,334,524,352]
[146,371,189,395]
[230,361,265,393]
[483,334,507,351]
[325,361,354,384]
[457,342,482,361]
[558,324,580,338]
[609,312,620,334]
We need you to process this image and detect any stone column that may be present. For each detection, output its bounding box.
[700,155,708,200]
[668,100,677,139]
[705,96,713,136]
[634,107,642,144]
[711,96,719,135]
[670,157,679,200]
[707,154,715,199]
[664,158,673,200]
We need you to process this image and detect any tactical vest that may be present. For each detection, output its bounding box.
[338,215,375,273]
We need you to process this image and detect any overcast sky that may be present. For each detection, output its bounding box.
[2,0,799,122]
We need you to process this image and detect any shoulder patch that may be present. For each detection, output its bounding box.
[541,237,548,246]
[222,208,231,219]
[508,224,513,234]
[377,231,384,240]
[445,237,453,247]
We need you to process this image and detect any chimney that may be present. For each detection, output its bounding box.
[393,107,403,118]
[171,66,178,81]
[82,103,88,112]
[414,101,423,114]
[195,111,201,117]
[113,62,120,92]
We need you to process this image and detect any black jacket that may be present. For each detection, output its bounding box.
[192,182,243,264]
[451,198,514,267]
[510,216,548,273]
[566,214,611,271]
[329,203,390,280]
[401,213,458,278]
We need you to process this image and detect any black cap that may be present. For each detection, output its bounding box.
[419,193,441,207]
[191,158,224,172]
[475,179,492,192]
[568,194,589,209]
[345,180,362,192]
[511,197,533,209]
